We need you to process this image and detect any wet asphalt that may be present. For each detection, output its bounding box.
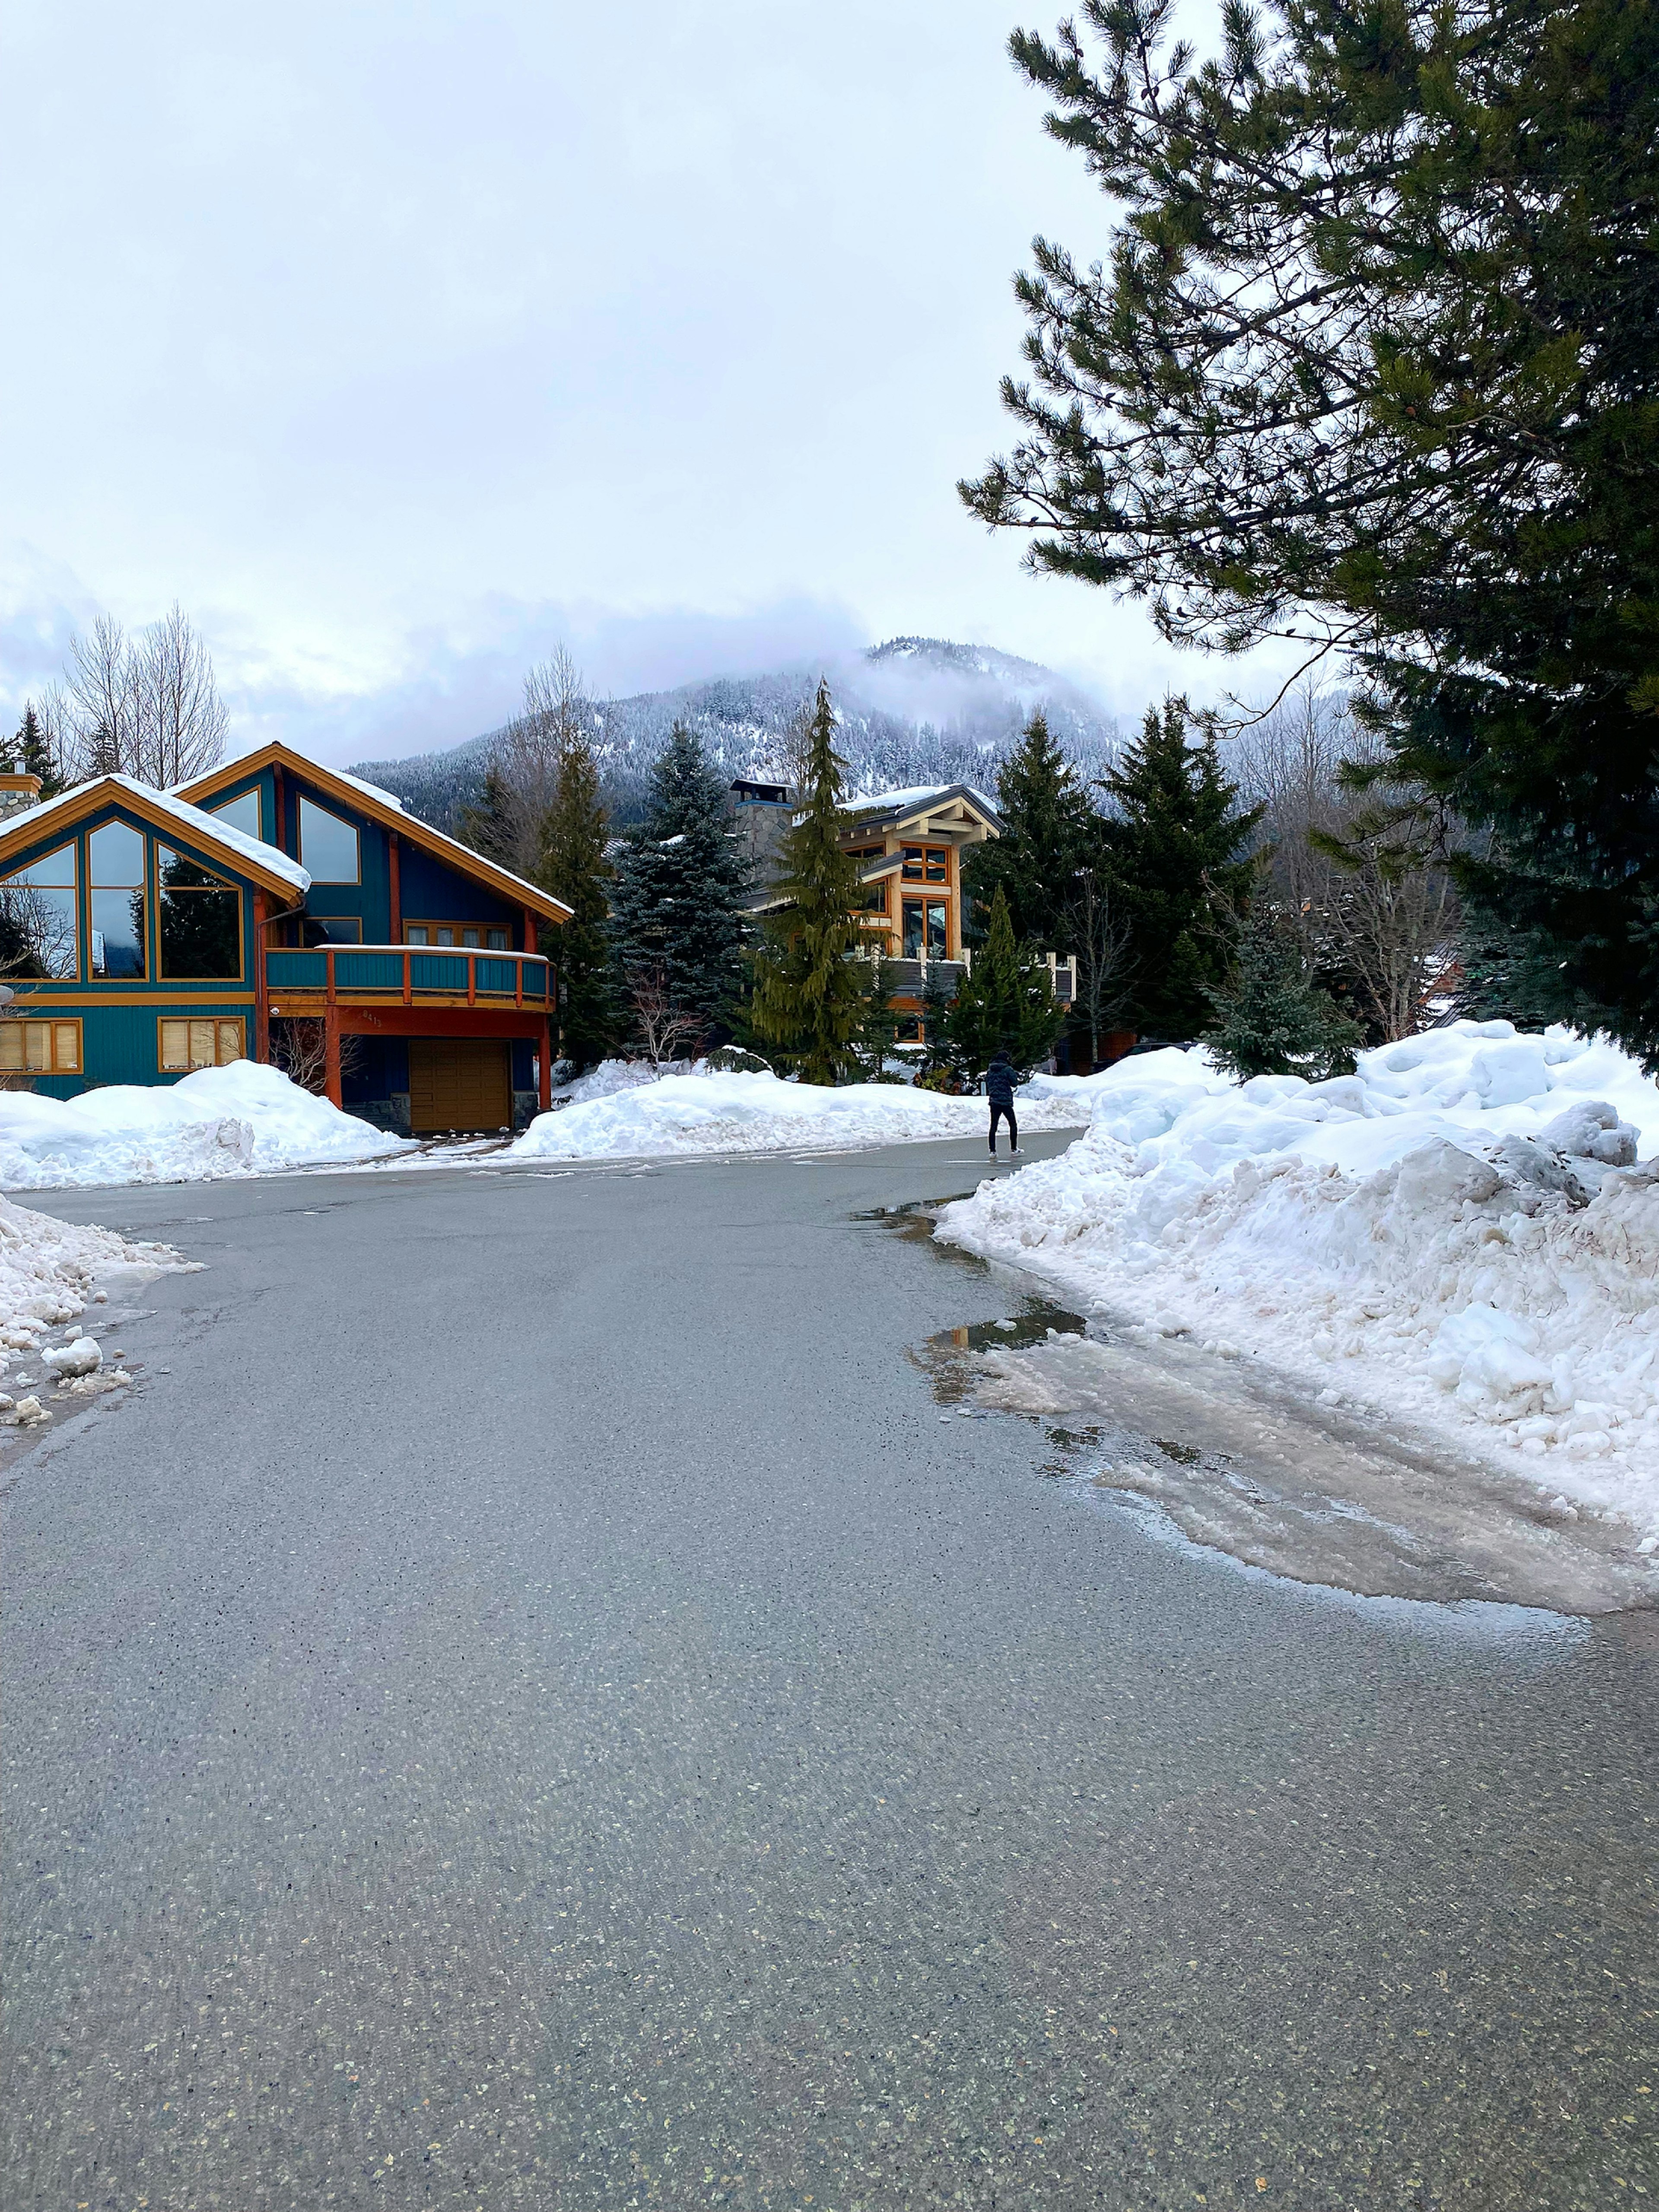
[2,1135,1655,2212]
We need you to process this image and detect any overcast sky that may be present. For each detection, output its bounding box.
[3,0,1288,764]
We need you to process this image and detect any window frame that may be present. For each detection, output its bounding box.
[1,841,82,980]
[86,819,150,982]
[901,896,950,960]
[900,844,951,885]
[306,916,364,944]
[157,1017,246,1074]
[297,796,362,885]
[404,919,512,951]
[208,788,264,843]
[155,847,246,983]
[0,1016,83,1075]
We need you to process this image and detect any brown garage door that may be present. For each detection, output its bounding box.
[407,1040,512,1134]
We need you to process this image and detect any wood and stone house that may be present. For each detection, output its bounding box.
[0,742,571,1135]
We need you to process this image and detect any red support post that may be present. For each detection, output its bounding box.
[539,1016,553,1112]
[523,905,537,955]
[252,890,269,1062]
[402,949,412,1006]
[467,953,477,1007]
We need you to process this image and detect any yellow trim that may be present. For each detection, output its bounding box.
[0,783,302,901]
[267,991,541,1014]
[158,1015,246,1073]
[175,743,574,924]
[0,1016,83,1075]
[5,992,256,1008]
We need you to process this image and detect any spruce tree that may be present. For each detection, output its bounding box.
[1101,699,1262,1040]
[610,722,751,1035]
[536,733,620,1071]
[963,710,1099,947]
[459,766,518,869]
[749,680,870,1085]
[12,703,61,797]
[945,884,1065,1080]
[1203,906,1363,1081]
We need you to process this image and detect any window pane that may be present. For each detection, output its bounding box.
[435,926,454,946]
[486,928,507,950]
[461,927,480,948]
[89,821,146,887]
[91,888,146,977]
[925,900,948,957]
[159,849,240,979]
[210,790,262,841]
[925,849,948,884]
[0,1024,20,1070]
[25,1022,48,1071]
[298,798,359,883]
[54,1023,79,1071]
[406,925,428,944]
[13,843,76,889]
[901,845,924,880]
[903,904,924,958]
[160,1020,188,1071]
[216,1020,245,1064]
[309,916,362,943]
[0,880,78,977]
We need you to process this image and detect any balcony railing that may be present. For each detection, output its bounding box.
[265,945,551,1009]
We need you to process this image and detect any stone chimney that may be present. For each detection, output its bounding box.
[0,773,43,823]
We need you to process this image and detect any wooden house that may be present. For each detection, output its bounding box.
[0,743,571,1135]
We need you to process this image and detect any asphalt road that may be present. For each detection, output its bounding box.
[3,1137,1655,2211]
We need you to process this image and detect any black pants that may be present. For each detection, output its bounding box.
[988,1101,1017,1154]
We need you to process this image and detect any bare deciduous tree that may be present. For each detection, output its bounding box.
[57,604,227,786]
[626,963,706,1071]
[484,647,591,879]
[269,1018,364,1097]
[1060,867,1136,1066]
[1232,685,1459,1041]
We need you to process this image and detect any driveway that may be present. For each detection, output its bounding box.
[3,1136,1654,2209]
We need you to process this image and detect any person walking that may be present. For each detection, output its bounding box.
[985,1048,1019,1158]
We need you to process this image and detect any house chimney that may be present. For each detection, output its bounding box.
[0,773,42,823]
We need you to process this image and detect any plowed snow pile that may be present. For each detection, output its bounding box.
[509,1067,1091,1161]
[937,1023,1659,1532]
[0,1064,410,1189]
[0,1193,182,1402]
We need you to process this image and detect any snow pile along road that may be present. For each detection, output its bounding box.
[0,1063,410,1190]
[510,1067,1092,1162]
[936,1023,1659,1532]
[0,1194,184,1428]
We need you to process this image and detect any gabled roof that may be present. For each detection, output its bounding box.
[837,783,1002,833]
[0,775,312,901]
[175,742,573,924]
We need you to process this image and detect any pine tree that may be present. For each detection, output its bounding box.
[749,680,870,1085]
[610,722,751,1036]
[1203,906,1363,1081]
[459,767,518,869]
[11,703,61,797]
[944,884,1065,1080]
[1101,699,1262,1040]
[963,710,1100,947]
[535,733,620,1071]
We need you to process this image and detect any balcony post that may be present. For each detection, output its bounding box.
[539,1015,553,1111]
[467,953,477,1007]
[522,904,537,955]
[515,954,523,1009]
[403,949,412,1006]
[324,947,342,1106]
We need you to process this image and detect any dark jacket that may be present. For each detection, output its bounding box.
[985,1056,1017,1107]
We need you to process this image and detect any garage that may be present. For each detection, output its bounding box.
[407,1039,512,1134]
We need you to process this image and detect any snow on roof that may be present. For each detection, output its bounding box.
[0,775,311,895]
[838,783,1002,822]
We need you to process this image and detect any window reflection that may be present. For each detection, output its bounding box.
[159,849,241,979]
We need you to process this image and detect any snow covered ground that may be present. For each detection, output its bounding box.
[0,1195,187,1430]
[0,1064,411,1190]
[507,1066,1090,1162]
[935,1023,1659,1535]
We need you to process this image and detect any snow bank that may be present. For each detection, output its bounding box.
[0,1192,184,1425]
[936,1023,1659,1532]
[511,1066,1091,1161]
[0,1064,410,1190]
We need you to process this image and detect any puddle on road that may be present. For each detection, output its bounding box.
[876,1214,1659,1621]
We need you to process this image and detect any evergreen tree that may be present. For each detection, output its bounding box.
[1202,905,1364,1081]
[610,722,751,1035]
[963,710,1099,946]
[919,959,959,1072]
[749,680,870,1085]
[11,703,62,797]
[458,766,518,869]
[1101,699,1261,1039]
[944,883,1065,1080]
[963,0,1659,1059]
[535,734,620,1071]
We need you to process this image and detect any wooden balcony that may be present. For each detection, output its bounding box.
[265,944,552,1014]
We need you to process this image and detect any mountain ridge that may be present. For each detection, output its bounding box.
[350,636,1118,830]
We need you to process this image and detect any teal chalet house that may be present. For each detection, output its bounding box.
[0,741,571,1135]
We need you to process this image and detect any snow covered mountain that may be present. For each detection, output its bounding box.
[350,637,1118,830]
